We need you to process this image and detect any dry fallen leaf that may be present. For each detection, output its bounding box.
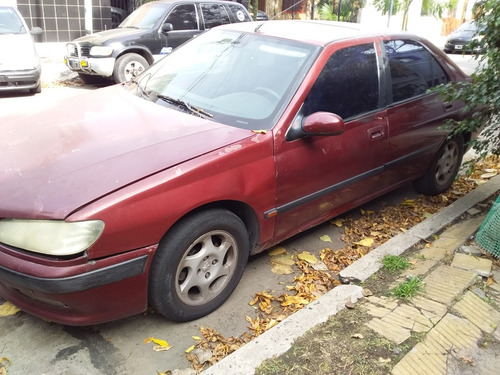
[0,302,20,317]
[270,254,295,266]
[354,237,374,247]
[0,357,11,375]
[332,219,344,227]
[297,251,318,264]
[144,337,172,351]
[268,246,287,256]
[319,235,332,242]
[270,264,293,274]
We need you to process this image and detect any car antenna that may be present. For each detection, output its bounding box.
[254,22,265,32]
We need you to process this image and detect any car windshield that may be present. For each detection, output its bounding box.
[456,21,477,32]
[0,7,27,34]
[133,29,317,130]
[119,2,167,29]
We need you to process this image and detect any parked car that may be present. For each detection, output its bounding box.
[0,5,43,94]
[0,20,473,325]
[64,0,252,84]
[444,20,484,54]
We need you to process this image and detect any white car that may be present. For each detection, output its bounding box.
[0,4,43,94]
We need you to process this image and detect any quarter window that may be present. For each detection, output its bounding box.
[201,4,231,29]
[303,43,379,119]
[384,40,449,103]
[166,4,198,31]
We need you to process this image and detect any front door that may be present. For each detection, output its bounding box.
[161,3,200,53]
[273,42,390,240]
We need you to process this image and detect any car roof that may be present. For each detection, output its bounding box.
[217,20,415,47]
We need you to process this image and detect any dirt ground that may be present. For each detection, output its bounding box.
[254,264,420,375]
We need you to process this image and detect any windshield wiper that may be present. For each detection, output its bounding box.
[157,94,213,119]
[130,76,152,101]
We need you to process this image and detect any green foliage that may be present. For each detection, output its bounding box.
[372,0,454,29]
[435,0,500,158]
[318,0,366,22]
[391,276,424,299]
[382,255,411,272]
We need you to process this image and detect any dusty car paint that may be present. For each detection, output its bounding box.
[0,20,472,325]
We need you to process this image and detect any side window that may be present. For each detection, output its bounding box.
[166,4,198,31]
[384,40,449,103]
[226,4,252,22]
[304,43,379,119]
[201,3,230,29]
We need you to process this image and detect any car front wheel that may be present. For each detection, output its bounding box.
[149,209,249,322]
[113,53,149,83]
[414,135,464,195]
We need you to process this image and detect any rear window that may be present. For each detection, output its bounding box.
[201,3,231,29]
[227,3,252,22]
[384,40,449,103]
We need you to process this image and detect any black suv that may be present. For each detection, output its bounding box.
[64,0,252,84]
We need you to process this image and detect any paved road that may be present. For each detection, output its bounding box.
[0,53,481,375]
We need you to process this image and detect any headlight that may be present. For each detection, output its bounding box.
[0,220,104,256]
[90,46,114,57]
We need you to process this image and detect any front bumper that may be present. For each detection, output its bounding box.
[0,66,41,92]
[64,56,115,77]
[444,41,483,54]
[0,243,156,325]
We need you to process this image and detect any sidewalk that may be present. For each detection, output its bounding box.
[204,175,500,375]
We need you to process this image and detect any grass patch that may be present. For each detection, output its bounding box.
[255,306,402,375]
[391,277,424,300]
[382,255,411,273]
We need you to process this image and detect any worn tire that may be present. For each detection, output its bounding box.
[414,135,464,196]
[149,209,249,322]
[113,53,149,83]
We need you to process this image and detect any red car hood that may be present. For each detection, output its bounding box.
[0,85,250,219]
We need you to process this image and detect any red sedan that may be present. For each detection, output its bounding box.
[0,20,472,325]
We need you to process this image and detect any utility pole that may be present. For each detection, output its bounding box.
[387,0,394,27]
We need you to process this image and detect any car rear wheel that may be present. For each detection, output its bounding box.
[414,135,464,195]
[149,209,249,322]
[113,53,149,83]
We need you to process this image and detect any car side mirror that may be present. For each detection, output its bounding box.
[31,27,43,35]
[161,23,173,33]
[302,112,345,136]
[286,111,345,141]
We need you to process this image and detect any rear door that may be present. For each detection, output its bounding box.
[272,42,390,240]
[382,39,453,185]
[200,3,231,29]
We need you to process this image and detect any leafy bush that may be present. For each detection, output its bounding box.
[436,0,500,159]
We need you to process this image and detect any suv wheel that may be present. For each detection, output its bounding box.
[113,53,149,83]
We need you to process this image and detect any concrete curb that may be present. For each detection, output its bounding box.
[203,175,500,374]
[340,174,500,283]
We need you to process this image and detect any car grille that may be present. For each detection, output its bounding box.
[67,42,92,58]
